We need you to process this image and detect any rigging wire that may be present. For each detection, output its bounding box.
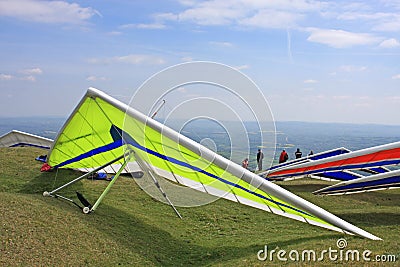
[51,167,59,191]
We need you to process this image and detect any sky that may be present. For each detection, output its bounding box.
[0,0,400,125]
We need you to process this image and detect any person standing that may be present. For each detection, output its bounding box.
[295,148,302,159]
[242,158,249,169]
[257,149,264,171]
[279,150,288,163]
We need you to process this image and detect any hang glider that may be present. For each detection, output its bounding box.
[314,169,400,195]
[264,148,352,181]
[0,130,53,149]
[263,142,400,180]
[43,87,380,240]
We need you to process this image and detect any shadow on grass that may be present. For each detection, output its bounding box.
[333,191,400,207]
[276,182,400,207]
[18,169,86,196]
[81,203,336,266]
[337,212,400,227]
[278,183,330,193]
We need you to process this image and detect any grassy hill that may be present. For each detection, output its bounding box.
[0,147,399,266]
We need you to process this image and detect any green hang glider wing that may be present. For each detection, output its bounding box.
[47,88,380,240]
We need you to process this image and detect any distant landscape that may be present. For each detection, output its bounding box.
[1,117,400,169]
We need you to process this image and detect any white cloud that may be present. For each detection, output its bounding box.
[177,0,325,12]
[337,11,393,21]
[86,76,108,81]
[354,102,371,108]
[374,20,400,32]
[177,2,244,25]
[209,41,233,47]
[176,87,187,93]
[240,9,302,29]
[0,74,13,80]
[181,56,194,62]
[382,0,400,9]
[339,65,367,72]
[333,95,351,100]
[0,68,43,82]
[386,96,400,103]
[120,23,166,29]
[155,0,326,28]
[88,54,166,65]
[235,64,250,70]
[335,8,400,32]
[20,68,43,75]
[304,79,318,83]
[0,0,98,24]
[21,75,36,82]
[392,74,400,80]
[307,28,381,48]
[379,38,400,48]
[107,31,122,36]
[153,12,178,21]
[358,96,370,100]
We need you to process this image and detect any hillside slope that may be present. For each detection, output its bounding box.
[0,147,399,266]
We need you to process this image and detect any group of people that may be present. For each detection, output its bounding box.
[279,148,301,163]
[241,149,264,171]
[241,148,314,170]
[279,148,314,163]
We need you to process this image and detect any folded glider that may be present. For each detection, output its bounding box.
[44,88,380,240]
[0,130,53,149]
[315,169,400,195]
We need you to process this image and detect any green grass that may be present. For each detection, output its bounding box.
[0,147,399,266]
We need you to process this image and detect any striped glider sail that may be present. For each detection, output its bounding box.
[263,148,352,181]
[46,88,380,240]
[265,142,400,180]
[315,169,400,195]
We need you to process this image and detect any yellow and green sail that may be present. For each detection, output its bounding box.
[47,88,380,240]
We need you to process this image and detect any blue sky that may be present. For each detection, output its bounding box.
[0,0,400,124]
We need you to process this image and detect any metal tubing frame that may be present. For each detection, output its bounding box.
[89,153,132,212]
[146,168,182,219]
[132,149,182,219]
[44,154,125,196]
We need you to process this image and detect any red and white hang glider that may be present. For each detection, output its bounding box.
[261,142,400,195]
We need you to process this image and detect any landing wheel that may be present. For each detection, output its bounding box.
[82,206,91,214]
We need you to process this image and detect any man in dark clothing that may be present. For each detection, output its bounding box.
[295,148,302,159]
[279,150,288,163]
[257,149,264,171]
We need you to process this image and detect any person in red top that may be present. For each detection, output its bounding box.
[279,150,289,163]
